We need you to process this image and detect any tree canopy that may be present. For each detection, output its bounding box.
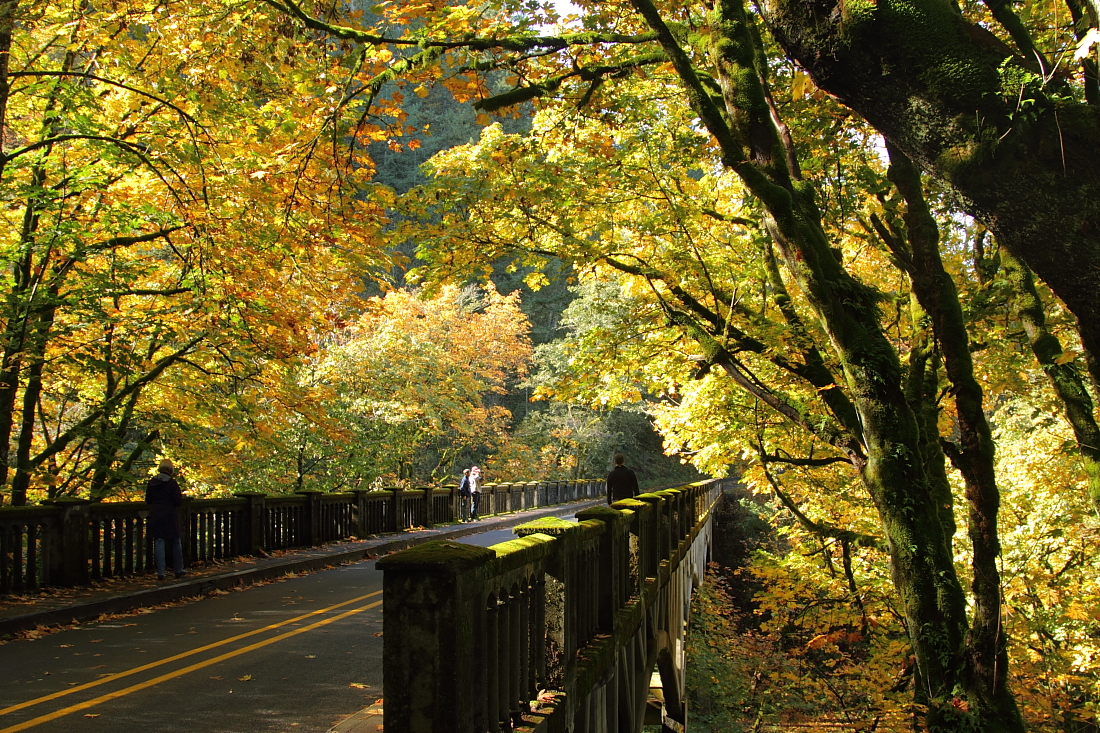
[2,0,1099,728]
[255,0,1100,728]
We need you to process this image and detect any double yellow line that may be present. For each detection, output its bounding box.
[0,590,383,732]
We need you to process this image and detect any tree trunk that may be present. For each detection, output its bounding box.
[766,0,1100,388]
[1002,250,1100,514]
[905,295,956,547]
[887,146,1020,727]
[9,302,56,503]
[625,0,1024,726]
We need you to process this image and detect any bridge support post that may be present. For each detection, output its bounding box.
[295,489,323,545]
[377,540,495,733]
[178,496,192,568]
[515,517,584,691]
[391,488,406,532]
[419,487,434,528]
[352,489,371,538]
[634,493,669,573]
[234,492,267,556]
[612,498,656,594]
[576,505,631,633]
[48,498,90,586]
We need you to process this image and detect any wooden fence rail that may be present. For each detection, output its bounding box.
[0,479,605,594]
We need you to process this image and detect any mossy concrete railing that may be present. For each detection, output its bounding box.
[0,478,605,594]
[378,478,725,733]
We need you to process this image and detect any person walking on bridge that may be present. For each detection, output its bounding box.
[607,453,639,505]
[469,465,482,520]
[146,458,187,581]
[458,468,472,522]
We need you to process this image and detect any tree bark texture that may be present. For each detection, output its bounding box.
[1002,249,1100,514]
[887,146,1020,728]
[766,0,1100,387]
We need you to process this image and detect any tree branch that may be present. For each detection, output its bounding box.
[261,0,658,50]
[29,335,206,469]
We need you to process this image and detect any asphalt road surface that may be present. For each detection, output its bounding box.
[0,524,528,733]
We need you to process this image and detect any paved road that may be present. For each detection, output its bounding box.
[0,524,528,733]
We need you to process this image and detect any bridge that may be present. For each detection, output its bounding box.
[379,479,722,733]
[0,478,724,733]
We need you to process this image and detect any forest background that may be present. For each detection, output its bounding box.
[1,0,1099,730]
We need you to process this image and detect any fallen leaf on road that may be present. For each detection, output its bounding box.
[90,665,105,670]
[238,675,252,681]
[89,639,103,643]
[84,714,99,718]
[349,683,370,689]
[305,655,316,659]
[372,632,383,637]
[209,676,222,681]
[59,644,73,648]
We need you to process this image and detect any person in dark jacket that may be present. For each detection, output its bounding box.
[146,458,186,580]
[607,453,640,504]
[458,468,472,522]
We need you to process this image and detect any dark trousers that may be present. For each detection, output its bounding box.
[471,493,480,519]
[154,537,184,577]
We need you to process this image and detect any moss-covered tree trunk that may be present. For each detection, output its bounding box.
[766,0,1100,388]
[1002,250,1100,514]
[625,0,1024,727]
[905,295,956,548]
[887,146,1020,727]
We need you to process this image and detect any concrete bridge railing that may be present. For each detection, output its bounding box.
[0,479,605,594]
[379,478,725,733]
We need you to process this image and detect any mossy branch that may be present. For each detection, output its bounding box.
[474,52,665,112]
[1002,249,1100,513]
[756,441,885,551]
[262,0,658,51]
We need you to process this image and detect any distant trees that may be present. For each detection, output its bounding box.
[195,284,532,493]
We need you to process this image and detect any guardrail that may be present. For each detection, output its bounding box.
[0,479,606,594]
[378,478,724,733]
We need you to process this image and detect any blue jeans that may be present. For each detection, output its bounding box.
[155,538,184,577]
[470,493,480,520]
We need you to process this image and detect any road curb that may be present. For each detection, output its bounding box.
[0,499,600,639]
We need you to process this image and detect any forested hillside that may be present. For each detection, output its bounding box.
[1,0,1098,728]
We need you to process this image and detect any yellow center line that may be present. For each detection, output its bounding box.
[0,589,382,719]
[0,599,383,733]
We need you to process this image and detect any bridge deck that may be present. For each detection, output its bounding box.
[0,511,588,733]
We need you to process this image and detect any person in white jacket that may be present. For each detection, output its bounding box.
[469,466,482,520]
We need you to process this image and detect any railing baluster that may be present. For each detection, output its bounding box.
[124,517,135,575]
[500,592,513,728]
[25,523,38,590]
[0,525,11,594]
